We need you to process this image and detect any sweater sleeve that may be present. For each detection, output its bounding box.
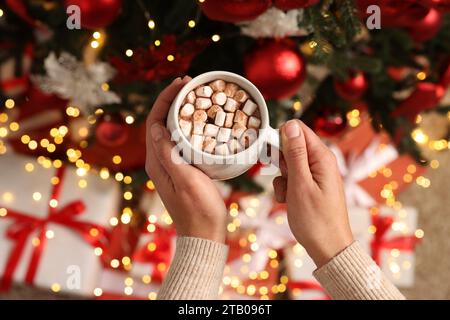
[158,237,228,300]
[313,241,405,300]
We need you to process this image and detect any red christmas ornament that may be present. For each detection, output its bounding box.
[244,41,306,100]
[314,109,347,137]
[96,119,130,147]
[334,72,368,101]
[274,0,319,10]
[199,0,271,23]
[408,8,442,42]
[65,0,122,29]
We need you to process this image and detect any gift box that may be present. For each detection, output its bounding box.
[370,206,420,288]
[330,126,426,208]
[284,244,329,300]
[222,193,294,300]
[0,152,120,296]
[96,269,160,300]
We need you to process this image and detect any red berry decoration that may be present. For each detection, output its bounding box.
[314,109,347,137]
[199,0,271,23]
[274,0,320,10]
[96,119,130,147]
[244,40,306,100]
[334,72,368,101]
[65,0,122,29]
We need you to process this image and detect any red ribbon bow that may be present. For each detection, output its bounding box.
[0,167,110,291]
[132,224,175,283]
[370,214,420,265]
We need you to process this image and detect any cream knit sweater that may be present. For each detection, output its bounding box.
[158,237,405,300]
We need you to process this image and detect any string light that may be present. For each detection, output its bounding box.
[93,31,101,39]
[32,192,42,201]
[125,115,135,124]
[211,34,220,42]
[45,230,55,239]
[0,9,4,17]
[148,19,155,29]
[110,259,120,268]
[126,49,133,57]
[94,247,103,256]
[51,283,61,293]
[90,40,99,49]
[154,40,161,46]
[416,71,427,81]
[292,100,302,111]
[188,20,196,28]
[112,155,122,164]
[109,217,119,226]
[5,99,15,109]
[93,288,103,297]
[167,54,175,62]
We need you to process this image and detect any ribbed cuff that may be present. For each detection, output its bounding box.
[313,241,405,300]
[158,237,228,300]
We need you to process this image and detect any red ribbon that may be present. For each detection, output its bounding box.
[370,214,420,265]
[132,224,175,283]
[287,280,330,300]
[0,167,110,291]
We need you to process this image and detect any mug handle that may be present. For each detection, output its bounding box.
[259,126,281,172]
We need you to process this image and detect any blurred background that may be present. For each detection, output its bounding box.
[0,0,449,300]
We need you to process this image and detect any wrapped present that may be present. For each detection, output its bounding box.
[284,244,329,300]
[370,206,421,288]
[330,132,426,208]
[96,269,160,300]
[130,223,176,284]
[0,152,120,296]
[222,193,294,300]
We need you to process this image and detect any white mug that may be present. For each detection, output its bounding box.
[167,71,280,180]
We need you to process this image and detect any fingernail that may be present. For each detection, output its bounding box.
[182,75,191,81]
[151,123,163,141]
[173,77,182,83]
[285,120,300,139]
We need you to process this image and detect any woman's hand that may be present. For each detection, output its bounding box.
[145,76,227,243]
[273,119,354,268]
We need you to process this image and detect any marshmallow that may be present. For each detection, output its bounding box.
[185,91,196,104]
[240,128,257,148]
[214,143,229,156]
[207,105,223,119]
[211,92,227,106]
[224,98,239,112]
[233,110,248,126]
[193,121,205,135]
[204,124,220,137]
[193,109,207,122]
[228,139,243,154]
[234,90,248,103]
[242,99,257,116]
[190,134,204,150]
[217,127,231,143]
[203,137,217,154]
[224,113,234,128]
[232,123,246,139]
[224,83,239,97]
[209,80,226,92]
[215,110,226,127]
[179,119,192,138]
[195,85,213,98]
[248,116,261,129]
[195,97,212,110]
[180,103,195,118]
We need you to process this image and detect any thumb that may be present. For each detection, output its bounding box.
[281,120,312,183]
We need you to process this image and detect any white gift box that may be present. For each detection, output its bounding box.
[347,205,418,287]
[0,153,120,296]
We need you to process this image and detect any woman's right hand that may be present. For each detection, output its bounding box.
[273,119,354,268]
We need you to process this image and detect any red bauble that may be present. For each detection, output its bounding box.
[96,119,130,147]
[199,0,271,23]
[65,0,122,29]
[244,41,306,100]
[314,109,347,137]
[334,72,368,101]
[408,8,442,42]
[274,0,319,10]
